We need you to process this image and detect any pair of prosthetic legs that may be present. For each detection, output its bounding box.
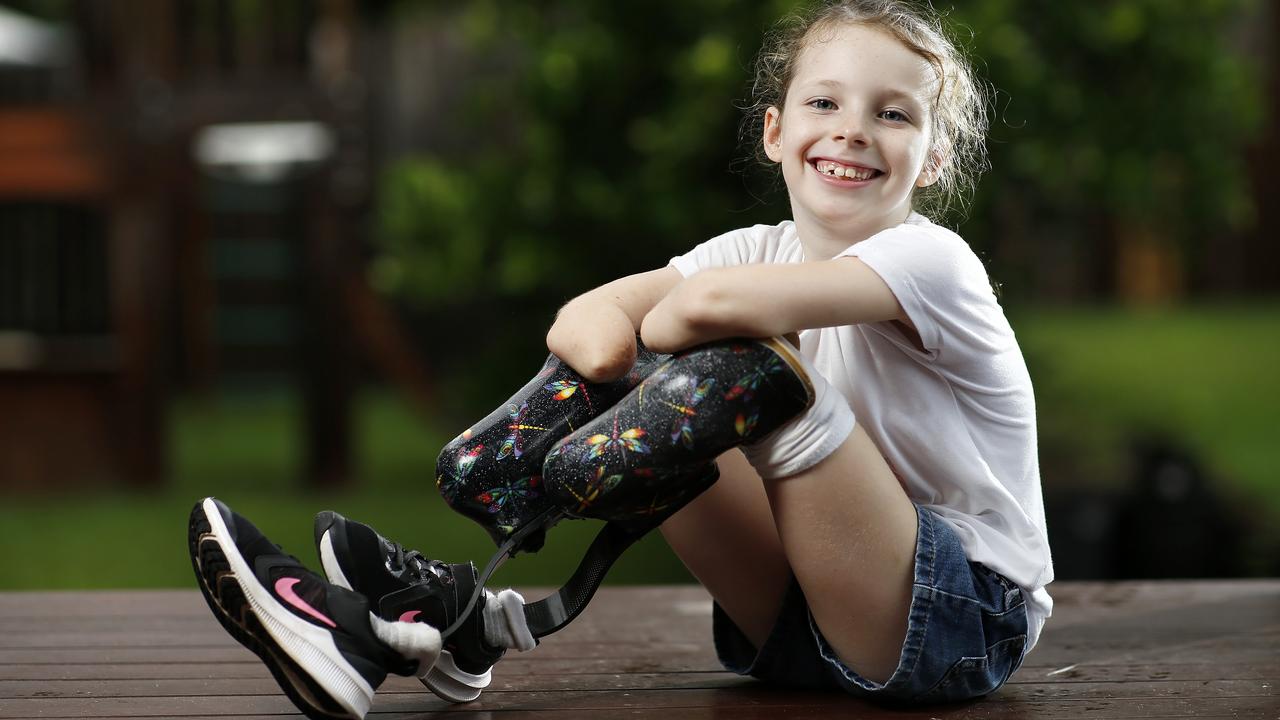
[187,335,849,719]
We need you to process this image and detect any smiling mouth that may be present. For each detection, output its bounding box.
[812,159,882,181]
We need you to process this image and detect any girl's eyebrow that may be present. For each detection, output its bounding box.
[881,89,926,107]
[799,79,925,107]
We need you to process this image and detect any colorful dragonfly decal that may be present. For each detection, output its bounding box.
[723,355,784,403]
[437,443,484,500]
[457,444,484,477]
[477,475,541,514]
[636,360,675,411]
[544,436,575,463]
[544,378,594,414]
[497,402,549,460]
[661,377,715,449]
[585,412,649,461]
[435,473,457,501]
[561,465,623,514]
[735,409,760,438]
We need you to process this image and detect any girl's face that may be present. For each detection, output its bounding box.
[764,23,938,237]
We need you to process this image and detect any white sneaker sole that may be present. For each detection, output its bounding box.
[195,498,375,719]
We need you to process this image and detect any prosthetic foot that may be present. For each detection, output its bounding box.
[314,511,526,703]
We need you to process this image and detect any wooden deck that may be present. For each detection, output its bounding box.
[1,581,1277,719]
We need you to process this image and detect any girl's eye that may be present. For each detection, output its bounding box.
[808,98,836,111]
[880,109,909,122]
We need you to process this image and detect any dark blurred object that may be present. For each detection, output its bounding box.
[1112,436,1243,579]
[1047,435,1245,579]
[1043,490,1120,580]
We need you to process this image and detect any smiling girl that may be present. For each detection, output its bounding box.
[543,0,1053,701]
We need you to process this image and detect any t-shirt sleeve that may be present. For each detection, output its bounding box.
[837,224,1001,360]
[669,224,778,277]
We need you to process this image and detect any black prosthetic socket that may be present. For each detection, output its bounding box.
[435,342,670,553]
[542,338,812,528]
[442,338,813,645]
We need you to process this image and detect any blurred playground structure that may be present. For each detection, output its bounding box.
[0,1,436,491]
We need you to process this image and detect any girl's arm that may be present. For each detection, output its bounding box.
[547,266,684,382]
[639,258,904,352]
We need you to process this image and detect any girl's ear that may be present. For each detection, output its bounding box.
[916,146,947,188]
[762,106,783,163]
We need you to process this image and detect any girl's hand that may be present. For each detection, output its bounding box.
[638,278,710,353]
[547,267,684,382]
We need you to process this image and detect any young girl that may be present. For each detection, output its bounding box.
[189,1,1051,715]
[544,0,1052,698]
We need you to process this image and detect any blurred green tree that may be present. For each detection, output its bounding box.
[373,0,793,314]
[373,0,1263,310]
[953,0,1263,298]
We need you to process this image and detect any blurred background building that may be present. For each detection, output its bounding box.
[0,0,1276,587]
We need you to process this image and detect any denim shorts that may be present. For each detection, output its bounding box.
[712,504,1028,704]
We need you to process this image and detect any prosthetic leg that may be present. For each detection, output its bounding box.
[447,337,818,634]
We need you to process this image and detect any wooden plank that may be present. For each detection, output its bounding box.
[2,692,1277,719]
[0,673,750,698]
[0,657,728,680]
[2,677,1274,701]
[2,660,1274,684]
[9,638,1276,670]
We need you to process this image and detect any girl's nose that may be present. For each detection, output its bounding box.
[832,119,870,147]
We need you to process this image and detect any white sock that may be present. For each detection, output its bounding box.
[739,338,855,479]
[482,588,536,652]
[369,612,442,672]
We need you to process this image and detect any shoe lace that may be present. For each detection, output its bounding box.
[387,542,448,585]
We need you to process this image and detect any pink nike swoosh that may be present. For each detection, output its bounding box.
[274,577,337,628]
[398,610,421,623]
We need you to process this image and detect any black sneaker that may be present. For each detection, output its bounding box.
[314,510,505,703]
[189,498,420,720]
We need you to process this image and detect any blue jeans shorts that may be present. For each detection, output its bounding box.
[712,504,1028,704]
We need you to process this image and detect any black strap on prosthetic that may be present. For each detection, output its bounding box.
[522,521,646,638]
[439,514,647,642]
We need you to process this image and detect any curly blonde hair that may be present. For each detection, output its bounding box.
[744,0,990,222]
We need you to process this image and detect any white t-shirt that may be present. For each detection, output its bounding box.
[669,213,1053,651]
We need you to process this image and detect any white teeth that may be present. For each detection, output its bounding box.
[816,161,875,180]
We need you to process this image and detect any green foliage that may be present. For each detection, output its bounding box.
[375,1,792,310]
[1017,303,1280,502]
[373,0,1264,308]
[953,0,1263,251]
